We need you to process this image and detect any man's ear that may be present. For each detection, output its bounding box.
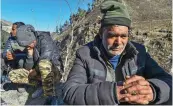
[29,40,36,48]
[33,40,36,46]
[33,40,36,43]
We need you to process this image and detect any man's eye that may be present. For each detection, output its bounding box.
[121,34,128,38]
[107,34,128,38]
[107,34,115,38]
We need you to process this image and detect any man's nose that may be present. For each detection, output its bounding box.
[114,36,121,44]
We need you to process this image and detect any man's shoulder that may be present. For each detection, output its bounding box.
[7,37,18,45]
[36,31,51,40]
[76,41,94,57]
[131,41,144,48]
[8,36,15,41]
[36,31,50,36]
[131,41,146,52]
[36,31,53,44]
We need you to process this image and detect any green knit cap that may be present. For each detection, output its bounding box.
[100,0,131,28]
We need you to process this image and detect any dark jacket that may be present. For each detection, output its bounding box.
[2,36,27,69]
[63,35,172,105]
[25,31,63,72]
[2,36,27,59]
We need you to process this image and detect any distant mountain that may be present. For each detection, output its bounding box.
[1,19,12,26]
[1,19,12,33]
[1,19,12,49]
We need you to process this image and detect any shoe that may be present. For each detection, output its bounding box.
[0,84,5,92]
[32,87,43,99]
[50,96,58,105]
[2,81,18,91]
[44,96,57,105]
[17,87,26,93]
[1,99,8,105]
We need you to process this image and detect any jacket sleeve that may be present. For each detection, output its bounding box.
[2,37,12,59]
[38,32,62,73]
[24,54,34,70]
[144,53,172,105]
[63,49,119,105]
[39,33,54,61]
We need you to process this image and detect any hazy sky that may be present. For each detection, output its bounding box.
[1,0,93,32]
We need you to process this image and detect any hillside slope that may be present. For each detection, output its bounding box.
[58,0,172,81]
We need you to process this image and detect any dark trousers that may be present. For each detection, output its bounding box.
[5,56,26,69]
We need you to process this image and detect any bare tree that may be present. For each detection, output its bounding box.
[62,0,88,81]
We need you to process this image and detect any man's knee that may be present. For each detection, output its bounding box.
[9,68,29,84]
[17,59,24,68]
[39,60,52,80]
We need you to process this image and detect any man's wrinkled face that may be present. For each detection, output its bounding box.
[11,24,17,36]
[102,25,129,56]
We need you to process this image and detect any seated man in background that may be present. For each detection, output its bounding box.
[8,25,63,105]
[1,22,27,89]
[2,22,26,69]
[63,0,172,105]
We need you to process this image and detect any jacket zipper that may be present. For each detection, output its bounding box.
[115,52,126,80]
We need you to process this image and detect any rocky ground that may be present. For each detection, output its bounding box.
[1,83,64,105]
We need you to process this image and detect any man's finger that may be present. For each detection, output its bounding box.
[125,76,130,79]
[137,80,150,86]
[124,94,141,102]
[117,85,131,100]
[138,88,153,95]
[125,94,148,103]
[124,79,150,89]
[124,75,145,85]
[125,85,149,94]
[133,94,152,104]
[133,99,149,104]
[145,94,154,102]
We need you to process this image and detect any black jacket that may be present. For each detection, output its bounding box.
[25,31,63,72]
[63,36,172,105]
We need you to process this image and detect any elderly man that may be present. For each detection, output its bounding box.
[63,0,172,105]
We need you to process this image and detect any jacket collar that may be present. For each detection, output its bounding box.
[123,41,138,58]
